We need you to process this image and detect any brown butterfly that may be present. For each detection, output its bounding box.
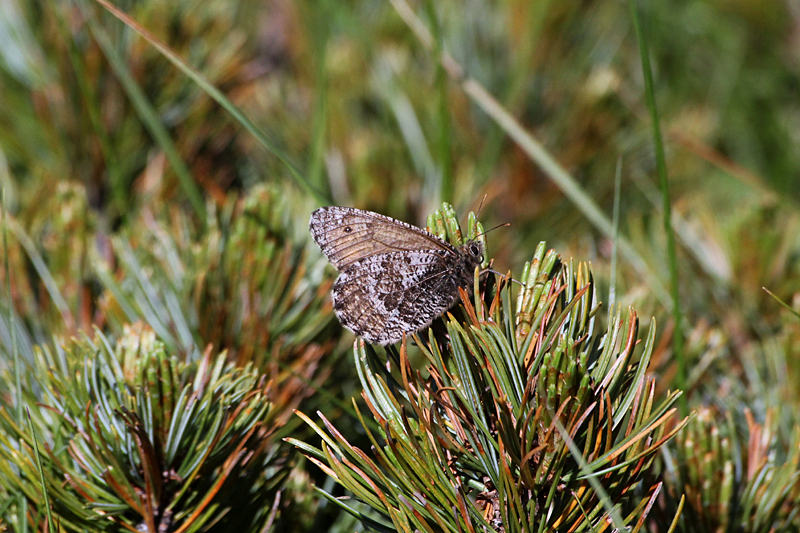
[309,206,484,344]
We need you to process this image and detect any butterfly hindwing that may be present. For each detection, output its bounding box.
[331,250,462,344]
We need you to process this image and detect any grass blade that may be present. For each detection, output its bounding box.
[27,409,56,533]
[628,0,685,414]
[388,0,669,306]
[79,0,206,221]
[93,0,329,205]
[4,189,29,533]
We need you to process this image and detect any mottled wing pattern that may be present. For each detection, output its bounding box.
[331,250,464,344]
[309,206,453,269]
[309,206,484,345]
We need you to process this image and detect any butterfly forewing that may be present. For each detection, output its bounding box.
[309,206,453,269]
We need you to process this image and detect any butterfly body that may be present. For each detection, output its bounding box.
[309,206,483,345]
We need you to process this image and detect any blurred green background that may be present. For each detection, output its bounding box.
[0,0,799,530]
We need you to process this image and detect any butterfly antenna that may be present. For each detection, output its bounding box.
[472,210,518,284]
[474,222,511,240]
[482,267,523,286]
[476,194,487,220]
[467,194,489,239]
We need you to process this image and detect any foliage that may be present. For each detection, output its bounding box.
[293,205,687,532]
[0,328,282,532]
[663,408,800,533]
[656,314,800,533]
[95,184,343,425]
[0,182,353,531]
[0,182,97,341]
[1,0,800,532]
[0,0,266,223]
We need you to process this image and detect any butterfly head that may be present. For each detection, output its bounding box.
[462,239,485,265]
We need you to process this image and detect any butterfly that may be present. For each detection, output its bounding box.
[309,206,484,345]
